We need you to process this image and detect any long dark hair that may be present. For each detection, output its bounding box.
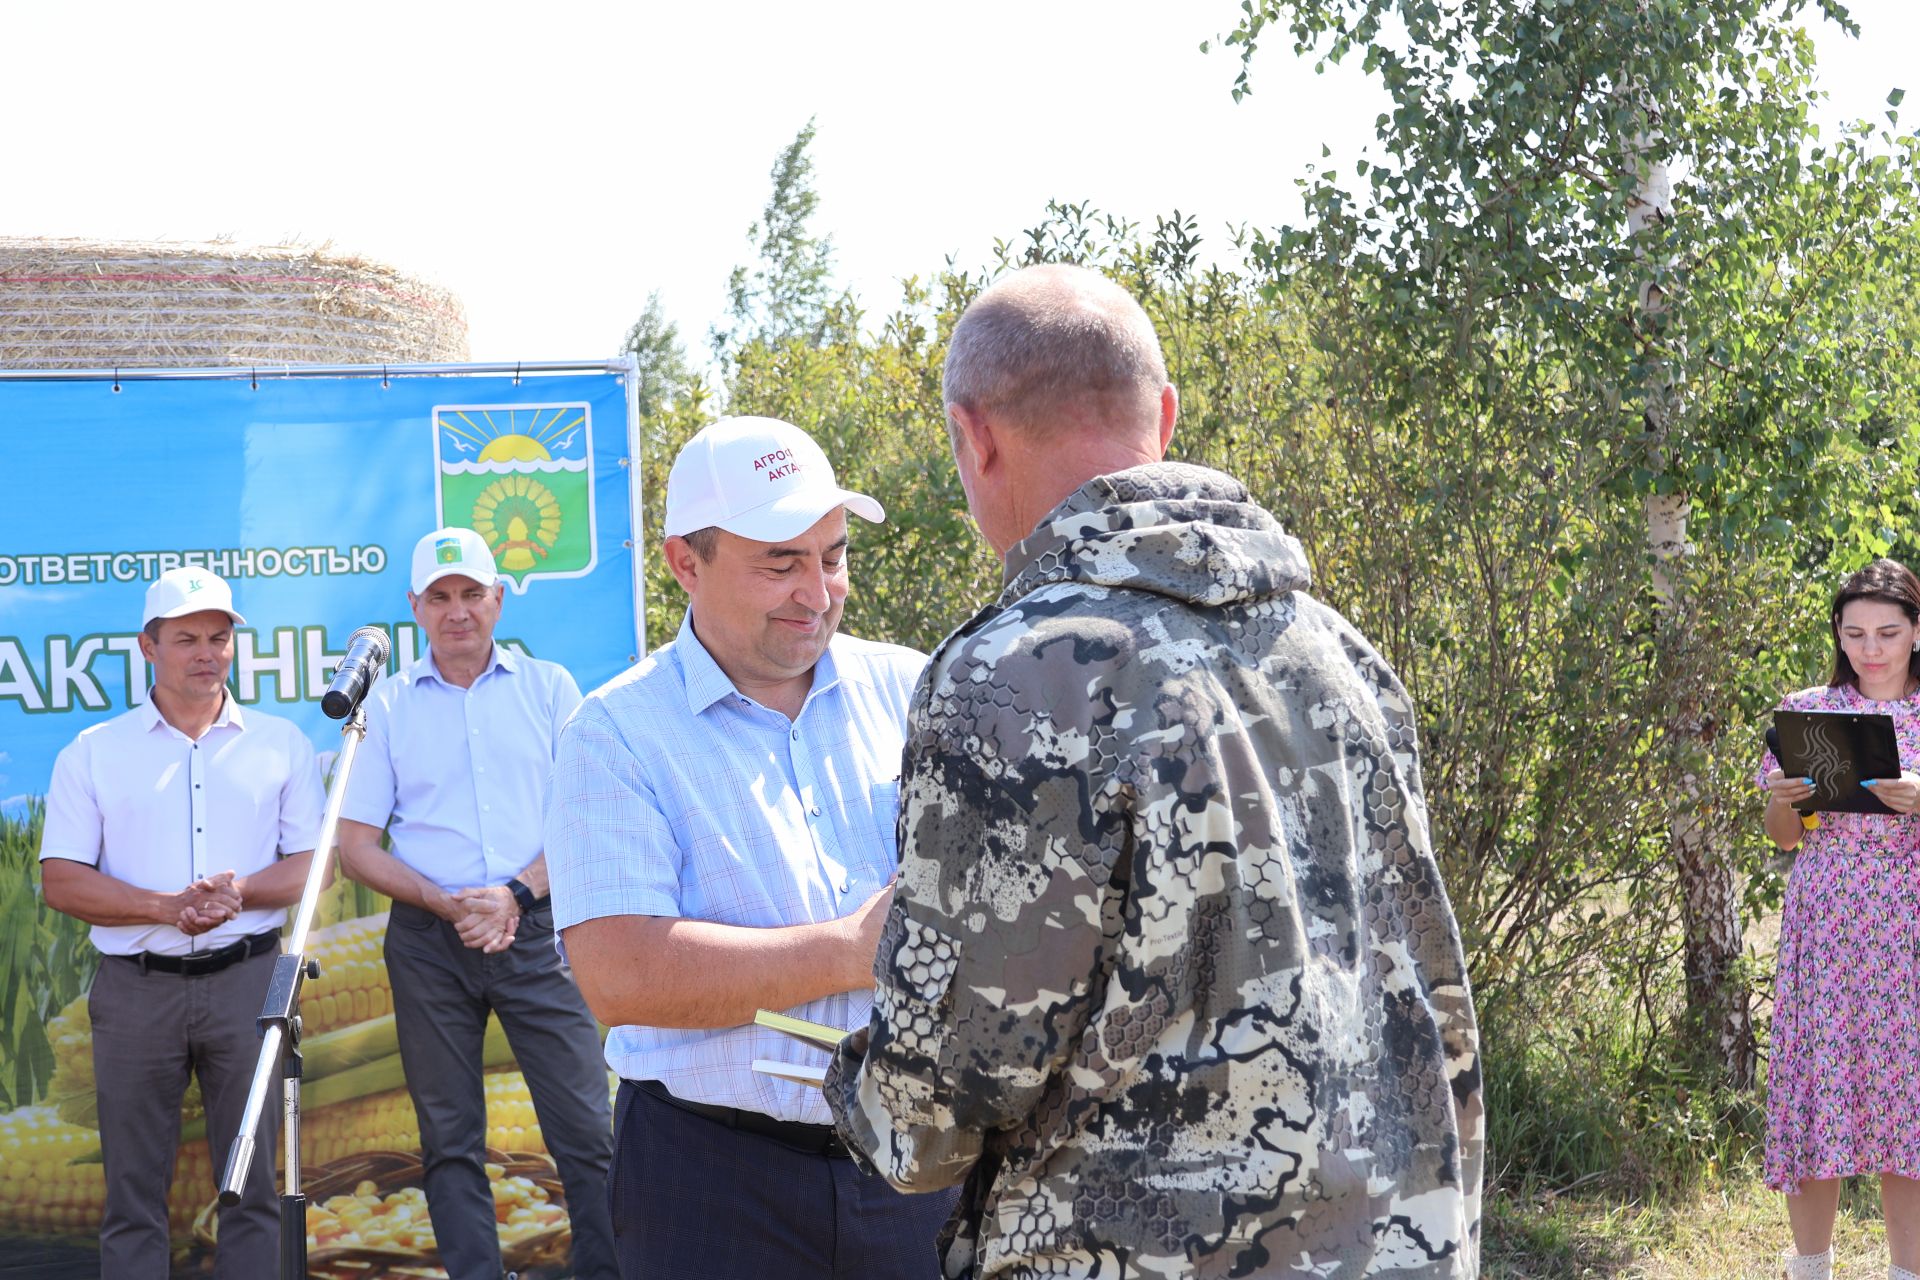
[1829,558,1920,688]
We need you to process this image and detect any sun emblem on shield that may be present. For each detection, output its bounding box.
[433,403,596,592]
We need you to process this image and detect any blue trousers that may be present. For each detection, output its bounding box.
[611,1079,957,1279]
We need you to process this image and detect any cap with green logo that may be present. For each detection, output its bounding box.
[142,567,246,627]
[411,526,500,594]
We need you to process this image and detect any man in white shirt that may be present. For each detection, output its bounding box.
[39,567,326,1280]
[337,527,615,1280]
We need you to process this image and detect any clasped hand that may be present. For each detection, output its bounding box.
[176,870,242,936]
[447,886,519,954]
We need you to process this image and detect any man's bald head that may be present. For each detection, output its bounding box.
[943,264,1169,439]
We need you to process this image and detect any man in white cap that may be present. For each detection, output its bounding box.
[39,566,325,1279]
[336,527,616,1280]
[546,416,958,1278]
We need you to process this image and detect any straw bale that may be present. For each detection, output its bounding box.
[0,238,468,369]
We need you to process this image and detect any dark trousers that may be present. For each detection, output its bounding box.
[89,945,279,1280]
[386,899,617,1280]
[611,1078,957,1279]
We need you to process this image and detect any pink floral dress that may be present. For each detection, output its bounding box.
[1758,682,1920,1191]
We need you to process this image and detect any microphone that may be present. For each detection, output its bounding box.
[321,626,391,720]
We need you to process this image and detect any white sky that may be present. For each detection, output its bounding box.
[3,1,1911,365]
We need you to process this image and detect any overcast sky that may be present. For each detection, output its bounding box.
[3,1,1911,365]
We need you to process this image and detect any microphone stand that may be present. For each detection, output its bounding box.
[218,704,369,1280]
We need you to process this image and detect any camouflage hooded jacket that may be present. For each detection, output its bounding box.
[826,462,1483,1279]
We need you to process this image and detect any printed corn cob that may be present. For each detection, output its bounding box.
[2,907,617,1248]
[0,1107,103,1237]
[305,1070,555,1167]
[0,1107,211,1237]
[0,1070,569,1239]
[299,914,394,1037]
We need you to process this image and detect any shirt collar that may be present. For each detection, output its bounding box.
[674,610,842,717]
[415,644,513,687]
[139,688,244,735]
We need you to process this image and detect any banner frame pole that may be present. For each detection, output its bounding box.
[0,358,630,383]
[615,353,647,661]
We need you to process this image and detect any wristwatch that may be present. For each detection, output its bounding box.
[506,878,539,914]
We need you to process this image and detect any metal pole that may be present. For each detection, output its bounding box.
[219,706,369,1280]
[618,352,648,661]
[0,357,631,383]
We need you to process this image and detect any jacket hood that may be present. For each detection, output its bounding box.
[1000,462,1311,608]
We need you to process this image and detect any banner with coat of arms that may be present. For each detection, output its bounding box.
[0,363,640,1278]
[0,364,642,802]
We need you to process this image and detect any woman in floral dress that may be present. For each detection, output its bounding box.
[1761,559,1920,1280]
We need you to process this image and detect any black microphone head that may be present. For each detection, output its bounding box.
[322,626,391,719]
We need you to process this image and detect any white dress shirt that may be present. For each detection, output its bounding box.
[39,695,325,957]
[341,645,582,891]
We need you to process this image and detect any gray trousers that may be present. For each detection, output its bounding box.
[385,899,617,1280]
[89,945,279,1280]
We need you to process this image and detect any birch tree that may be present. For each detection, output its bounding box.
[1217,0,1919,1080]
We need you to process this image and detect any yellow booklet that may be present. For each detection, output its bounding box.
[753,1008,845,1051]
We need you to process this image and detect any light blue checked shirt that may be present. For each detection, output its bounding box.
[547,612,926,1123]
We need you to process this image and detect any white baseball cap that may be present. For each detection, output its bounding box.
[143,567,246,627]
[664,416,884,543]
[410,527,500,594]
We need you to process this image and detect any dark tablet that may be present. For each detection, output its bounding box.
[1768,709,1902,815]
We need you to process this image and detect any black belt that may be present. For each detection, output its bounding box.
[115,929,280,976]
[632,1078,849,1157]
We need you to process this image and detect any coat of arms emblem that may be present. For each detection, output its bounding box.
[433,403,596,593]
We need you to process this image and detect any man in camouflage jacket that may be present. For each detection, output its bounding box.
[825,264,1483,1279]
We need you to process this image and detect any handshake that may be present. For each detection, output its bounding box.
[173,870,245,936]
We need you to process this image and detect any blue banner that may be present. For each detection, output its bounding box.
[0,367,643,805]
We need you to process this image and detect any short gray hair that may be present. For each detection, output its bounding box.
[680,526,720,561]
[942,264,1168,433]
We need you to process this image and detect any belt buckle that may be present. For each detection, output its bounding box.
[185,936,243,976]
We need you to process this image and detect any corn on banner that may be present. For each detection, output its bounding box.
[0,363,642,1278]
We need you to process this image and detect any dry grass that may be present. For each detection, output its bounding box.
[1490,1178,1895,1279]
[0,237,468,368]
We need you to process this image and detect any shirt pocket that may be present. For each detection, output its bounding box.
[870,779,902,865]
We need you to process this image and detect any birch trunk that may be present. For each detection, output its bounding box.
[1630,127,1755,1087]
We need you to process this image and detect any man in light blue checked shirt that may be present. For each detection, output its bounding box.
[548,416,958,1279]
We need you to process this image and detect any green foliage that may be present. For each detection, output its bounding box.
[710,119,859,362]
[1220,0,1920,1074]
[621,290,696,422]
[1484,977,1765,1199]
[0,801,95,1110]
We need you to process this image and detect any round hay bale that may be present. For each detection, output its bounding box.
[0,238,468,369]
